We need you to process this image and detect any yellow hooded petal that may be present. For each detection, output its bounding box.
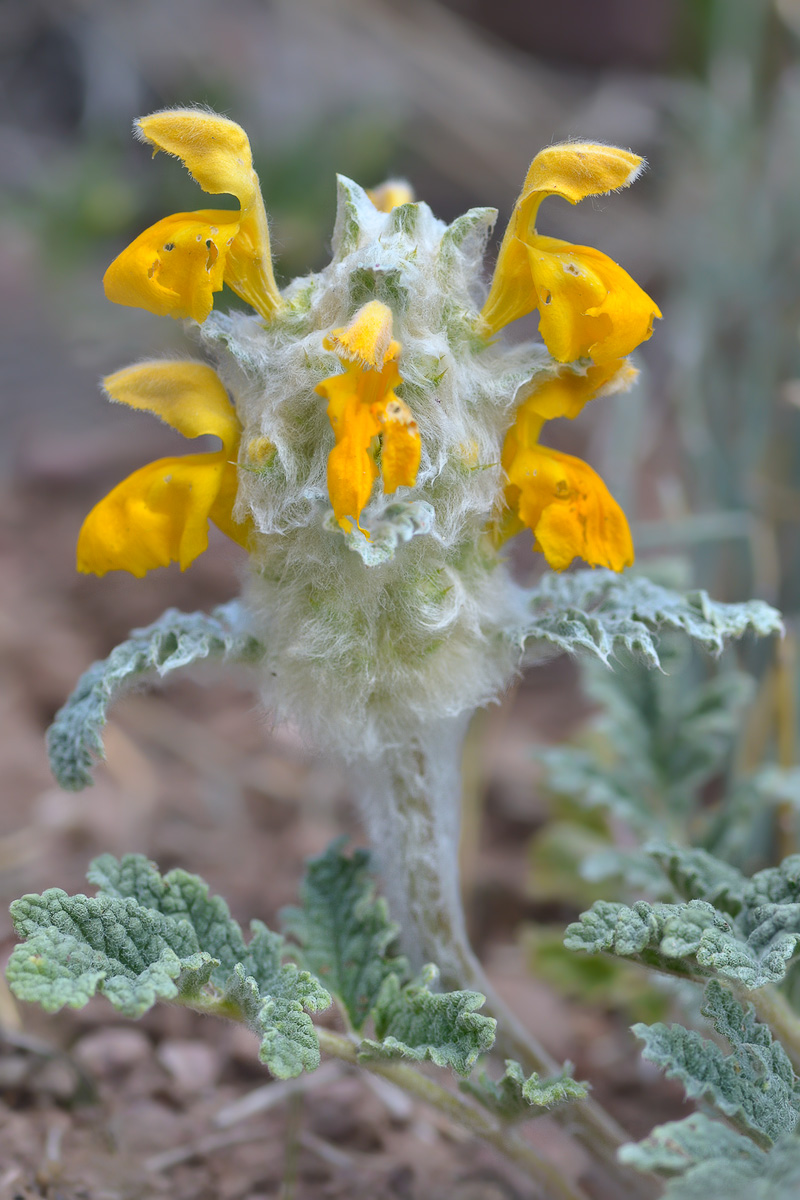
[136,109,258,207]
[102,360,241,453]
[529,236,661,364]
[367,180,415,212]
[507,443,633,572]
[103,210,236,322]
[516,142,644,228]
[480,140,658,355]
[324,301,399,370]
[133,109,282,320]
[377,396,421,492]
[77,453,231,577]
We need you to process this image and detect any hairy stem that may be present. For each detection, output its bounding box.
[353,717,656,1200]
[317,1027,591,1200]
[745,985,800,1072]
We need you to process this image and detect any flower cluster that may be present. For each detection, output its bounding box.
[80,109,658,583]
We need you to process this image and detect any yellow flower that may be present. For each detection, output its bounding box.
[315,301,421,533]
[480,142,661,363]
[77,361,250,577]
[518,358,640,425]
[103,110,282,324]
[495,363,634,571]
[367,180,415,212]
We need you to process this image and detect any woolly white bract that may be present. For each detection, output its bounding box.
[200,178,553,756]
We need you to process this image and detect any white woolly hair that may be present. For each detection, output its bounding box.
[199,177,561,757]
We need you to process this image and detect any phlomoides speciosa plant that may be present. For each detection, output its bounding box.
[11,110,786,1197]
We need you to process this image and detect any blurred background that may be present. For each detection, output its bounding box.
[2,1,800,1197]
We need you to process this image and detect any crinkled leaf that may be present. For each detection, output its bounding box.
[565,897,800,988]
[8,856,330,1079]
[87,854,327,1016]
[658,1136,800,1199]
[632,982,800,1146]
[47,602,262,791]
[619,1112,764,1175]
[222,961,322,1078]
[521,570,782,668]
[7,888,214,1018]
[359,964,496,1076]
[647,843,748,917]
[281,839,406,1031]
[459,1058,588,1122]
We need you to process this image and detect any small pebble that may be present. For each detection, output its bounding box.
[156,1038,220,1092]
[73,1027,151,1078]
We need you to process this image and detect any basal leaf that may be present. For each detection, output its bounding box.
[8,856,330,1079]
[565,897,800,988]
[281,839,406,1030]
[7,888,213,1017]
[647,843,748,917]
[658,1136,800,1199]
[360,964,496,1076]
[632,982,800,1146]
[618,1112,763,1176]
[459,1058,588,1122]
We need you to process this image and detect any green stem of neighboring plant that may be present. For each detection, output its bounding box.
[315,1028,591,1200]
[744,985,800,1073]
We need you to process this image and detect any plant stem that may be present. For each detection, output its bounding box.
[316,1028,590,1200]
[353,718,656,1200]
[746,985,800,1072]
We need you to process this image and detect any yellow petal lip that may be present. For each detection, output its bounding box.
[367,180,415,213]
[135,109,256,206]
[103,210,236,323]
[507,442,633,572]
[521,359,638,423]
[379,397,421,493]
[78,360,250,577]
[325,301,399,371]
[76,453,232,577]
[530,236,662,364]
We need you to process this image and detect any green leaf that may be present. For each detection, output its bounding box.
[521,570,782,669]
[632,982,800,1146]
[658,1136,800,1199]
[221,958,323,1078]
[459,1059,588,1122]
[565,896,800,989]
[47,602,262,791]
[7,888,214,1018]
[619,1112,763,1176]
[647,843,748,916]
[8,856,330,1079]
[359,964,496,1076]
[281,839,407,1031]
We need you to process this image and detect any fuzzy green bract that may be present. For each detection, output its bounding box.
[281,839,407,1031]
[7,854,329,1079]
[47,602,262,791]
[359,964,496,1075]
[459,1059,588,1122]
